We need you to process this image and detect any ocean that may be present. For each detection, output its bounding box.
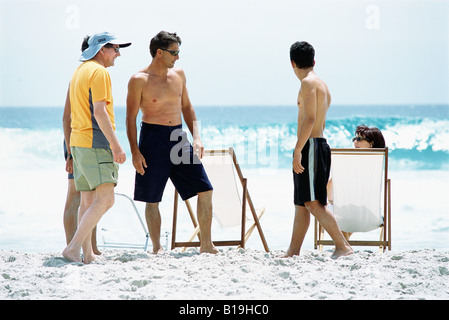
[1,105,448,171]
[0,105,448,253]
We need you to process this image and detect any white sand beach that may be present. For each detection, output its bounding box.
[1,248,448,300]
[1,167,449,301]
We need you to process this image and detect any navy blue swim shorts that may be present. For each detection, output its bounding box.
[134,122,213,203]
[293,137,331,206]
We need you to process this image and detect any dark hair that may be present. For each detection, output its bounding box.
[355,125,386,148]
[290,41,315,69]
[81,35,90,52]
[149,31,182,58]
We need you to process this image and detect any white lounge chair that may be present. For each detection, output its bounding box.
[314,148,391,251]
[97,193,151,251]
[171,148,269,252]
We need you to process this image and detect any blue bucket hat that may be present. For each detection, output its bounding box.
[80,32,131,62]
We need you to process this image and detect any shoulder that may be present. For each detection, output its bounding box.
[128,70,148,88]
[302,74,329,94]
[300,77,317,95]
[86,60,107,72]
[303,72,322,87]
[172,67,186,81]
[88,63,110,86]
[87,61,109,79]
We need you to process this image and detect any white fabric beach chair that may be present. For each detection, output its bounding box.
[96,193,151,251]
[171,148,269,252]
[314,148,392,251]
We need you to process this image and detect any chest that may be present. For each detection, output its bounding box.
[144,75,182,99]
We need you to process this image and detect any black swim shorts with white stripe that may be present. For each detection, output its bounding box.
[293,137,331,207]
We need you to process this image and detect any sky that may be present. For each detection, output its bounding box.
[0,0,448,107]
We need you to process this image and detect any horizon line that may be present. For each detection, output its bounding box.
[1,103,448,109]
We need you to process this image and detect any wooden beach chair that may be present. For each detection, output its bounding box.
[314,148,392,251]
[171,148,269,252]
[96,193,151,251]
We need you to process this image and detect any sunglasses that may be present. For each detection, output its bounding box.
[161,48,180,56]
[352,136,371,142]
[104,44,120,53]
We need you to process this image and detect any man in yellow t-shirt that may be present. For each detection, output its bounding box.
[63,32,131,264]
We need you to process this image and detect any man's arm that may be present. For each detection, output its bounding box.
[93,100,126,164]
[178,69,203,158]
[62,85,73,174]
[293,80,317,174]
[126,75,146,175]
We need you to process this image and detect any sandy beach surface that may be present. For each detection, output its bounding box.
[1,168,449,302]
[1,247,448,300]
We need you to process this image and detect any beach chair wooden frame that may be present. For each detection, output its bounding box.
[314,148,391,252]
[171,148,269,252]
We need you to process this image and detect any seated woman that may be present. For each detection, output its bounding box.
[328,124,386,240]
[351,124,385,149]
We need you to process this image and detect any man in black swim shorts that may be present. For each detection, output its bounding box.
[285,41,353,259]
[126,31,217,254]
[134,123,213,203]
[293,137,331,207]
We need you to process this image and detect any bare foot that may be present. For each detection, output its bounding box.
[200,244,218,254]
[83,253,97,264]
[62,247,82,263]
[331,247,354,259]
[93,247,102,255]
[281,245,300,258]
[152,246,165,255]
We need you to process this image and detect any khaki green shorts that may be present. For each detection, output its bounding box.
[71,146,119,191]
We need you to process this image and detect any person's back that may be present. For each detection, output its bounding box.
[70,60,114,149]
[286,41,353,259]
[297,71,331,138]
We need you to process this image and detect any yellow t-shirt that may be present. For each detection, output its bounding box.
[69,60,115,149]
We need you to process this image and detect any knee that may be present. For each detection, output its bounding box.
[198,190,213,201]
[94,191,114,212]
[304,201,321,213]
[198,190,213,197]
[146,202,159,210]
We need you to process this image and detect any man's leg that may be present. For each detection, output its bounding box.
[196,190,218,254]
[285,205,310,257]
[145,202,164,254]
[91,226,101,255]
[63,183,115,263]
[63,179,80,245]
[79,190,97,264]
[305,200,353,259]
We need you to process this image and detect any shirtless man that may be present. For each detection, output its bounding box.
[285,41,353,259]
[126,31,217,254]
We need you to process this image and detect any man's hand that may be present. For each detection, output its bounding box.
[65,157,73,174]
[132,150,147,175]
[192,139,204,159]
[112,144,126,164]
[293,149,304,174]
